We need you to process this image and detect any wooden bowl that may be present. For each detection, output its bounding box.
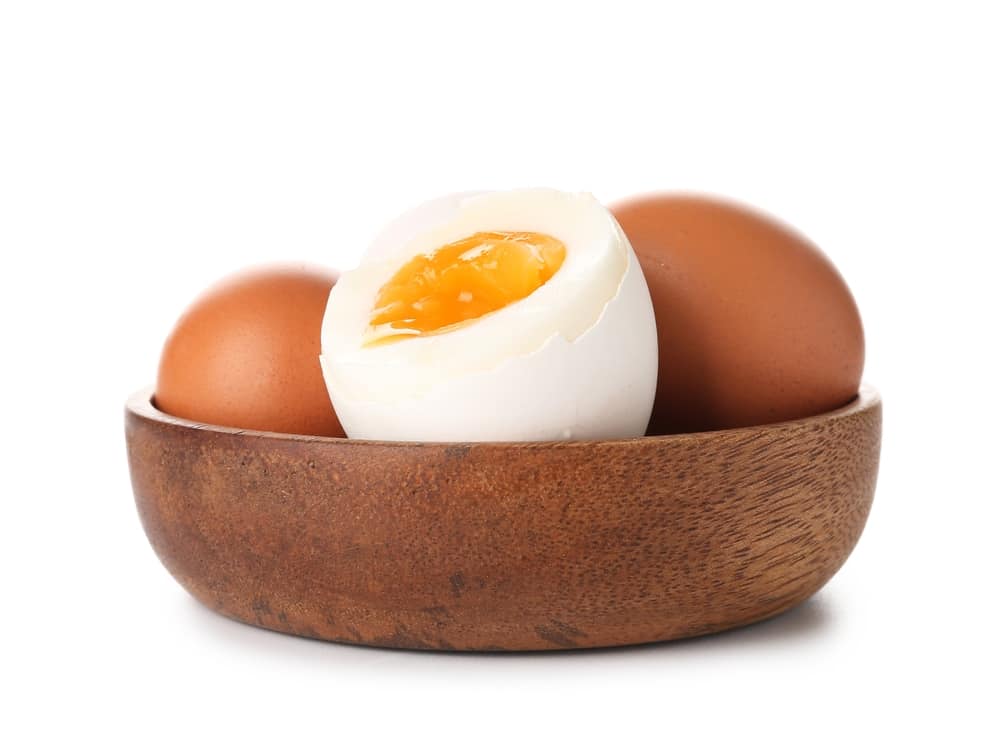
[125,386,881,651]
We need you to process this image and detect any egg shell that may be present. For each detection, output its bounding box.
[156,264,345,437]
[611,193,865,434]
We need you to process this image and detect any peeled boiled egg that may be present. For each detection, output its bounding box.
[320,189,658,442]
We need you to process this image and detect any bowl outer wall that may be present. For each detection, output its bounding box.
[125,386,881,651]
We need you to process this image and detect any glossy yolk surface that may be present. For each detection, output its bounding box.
[367,231,566,345]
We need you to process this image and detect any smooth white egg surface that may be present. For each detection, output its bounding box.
[320,188,658,442]
[363,190,485,264]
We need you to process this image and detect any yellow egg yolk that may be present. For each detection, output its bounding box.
[366,231,566,346]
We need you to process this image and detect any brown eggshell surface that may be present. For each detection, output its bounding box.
[612,194,864,434]
[156,264,345,437]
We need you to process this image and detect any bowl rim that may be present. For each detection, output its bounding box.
[126,384,880,449]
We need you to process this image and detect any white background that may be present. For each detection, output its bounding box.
[2,1,998,734]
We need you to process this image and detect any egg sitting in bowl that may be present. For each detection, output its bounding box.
[320,189,659,442]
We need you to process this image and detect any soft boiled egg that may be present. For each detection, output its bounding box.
[320,189,658,442]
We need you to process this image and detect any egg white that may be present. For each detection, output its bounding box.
[320,188,658,442]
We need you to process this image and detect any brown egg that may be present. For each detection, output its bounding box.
[156,264,345,437]
[611,194,864,434]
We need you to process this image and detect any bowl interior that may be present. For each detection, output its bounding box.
[134,385,879,448]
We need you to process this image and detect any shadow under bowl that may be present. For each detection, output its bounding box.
[125,386,881,651]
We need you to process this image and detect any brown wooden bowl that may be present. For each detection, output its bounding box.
[125,386,881,651]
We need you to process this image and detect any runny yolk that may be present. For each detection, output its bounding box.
[366,231,566,346]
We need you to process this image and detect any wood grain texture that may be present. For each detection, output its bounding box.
[125,386,881,651]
